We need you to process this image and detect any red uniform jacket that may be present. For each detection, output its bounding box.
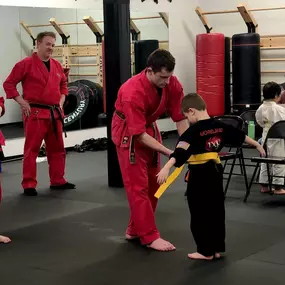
[0,97,5,146]
[112,70,185,148]
[3,53,68,119]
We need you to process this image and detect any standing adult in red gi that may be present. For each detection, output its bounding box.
[112,49,189,251]
[0,96,11,243]
[3,31,75,196]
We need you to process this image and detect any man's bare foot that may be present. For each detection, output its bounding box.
[125,234,139,240]
[0,235,11,244]
[147,238,176,252]
[187,252,213,260]
[274,189,285,195]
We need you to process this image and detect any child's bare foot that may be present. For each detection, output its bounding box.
[125,234,139,240]
[215,253,221,258]
[274,189,285,195]
[147,238,176,252]
[187,252,213,260]
[260,186,270,193]
[0,235,11,244]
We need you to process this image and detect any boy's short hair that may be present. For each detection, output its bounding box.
[181,93,206,113]
[263,82,281,100]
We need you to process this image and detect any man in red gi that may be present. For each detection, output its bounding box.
[3,31,75,196]
[0,96,11,244]
[112,49,189,251]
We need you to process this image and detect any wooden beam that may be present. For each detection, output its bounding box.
[83,16,104,43]
[195,6,213,33]
[49,18,70,44]
[261,58,285,62]
[237,4,258,33]
[202,5,285,15]
[159,12,169,28]
[69,74,99,76]
[69,63,99,66]
[20,21,37,51]
[49,18,70,69]
[132,16,161,20]
[261,70,285,73]
[130,19,141,41]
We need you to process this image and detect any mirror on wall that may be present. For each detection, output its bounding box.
[0,6,169,140]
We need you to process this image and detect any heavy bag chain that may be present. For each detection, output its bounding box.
[141,0,172,3]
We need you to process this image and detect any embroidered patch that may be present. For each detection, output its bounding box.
[122,136,129,144]
[176,141,190,150]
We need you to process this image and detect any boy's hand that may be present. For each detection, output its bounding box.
[257,145,266,157]
[157,167,170,185]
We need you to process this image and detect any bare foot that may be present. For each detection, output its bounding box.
[274,189,285,195]
[147,238,176,252]
[187,252,213,260]
[125,234,139,240]
[215,253,221,259]
[260,187,270,193]
[0,235,11,244]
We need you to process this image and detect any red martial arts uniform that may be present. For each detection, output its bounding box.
[112,70,185,245]
[3,53,68,190]
[0,97,5,202]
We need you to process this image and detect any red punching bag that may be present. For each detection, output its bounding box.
[196,33,225,116]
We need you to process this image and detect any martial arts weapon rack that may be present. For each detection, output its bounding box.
[195,3,285,80]
[20,12,169,87]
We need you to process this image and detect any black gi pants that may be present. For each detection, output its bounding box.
[186,160,225,257]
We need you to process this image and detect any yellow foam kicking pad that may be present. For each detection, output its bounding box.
[154,165,185,199]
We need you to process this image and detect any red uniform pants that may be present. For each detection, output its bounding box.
[22,117,66,189]
[117,145,160,245]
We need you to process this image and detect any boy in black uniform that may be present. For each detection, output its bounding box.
[157,93,265,260]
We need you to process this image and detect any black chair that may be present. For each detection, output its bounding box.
[215,115,249,196]
[245,120,285,202]
[240,110,263,139]
[240,110,263,184]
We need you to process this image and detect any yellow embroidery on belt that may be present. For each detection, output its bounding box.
[154,152,220,199]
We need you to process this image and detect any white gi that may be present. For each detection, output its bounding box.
[255,101,285,187]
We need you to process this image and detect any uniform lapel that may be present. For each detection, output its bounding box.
[32,52,49,83]
[141,70,167,123]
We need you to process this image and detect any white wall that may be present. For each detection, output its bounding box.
[197,0,285,88]
[0,0,201,125]
[0,4,170,124]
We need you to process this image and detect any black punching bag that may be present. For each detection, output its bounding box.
[134,40,159,74]
[224,37,231,114]
[232,33,261,113]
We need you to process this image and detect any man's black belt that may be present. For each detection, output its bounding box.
[29,103,67,138]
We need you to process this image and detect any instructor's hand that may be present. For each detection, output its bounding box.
[59,95,65,110]
[20,100,31,117]
[164,148,173,157]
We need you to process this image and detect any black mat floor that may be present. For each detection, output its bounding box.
[1,134,285,285]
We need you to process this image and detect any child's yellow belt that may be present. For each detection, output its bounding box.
[154,152,220,199]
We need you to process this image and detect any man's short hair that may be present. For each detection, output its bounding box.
[36,31,56,42]
[146,49,175,73]
[263,81,281,100]
[181,93,206,113]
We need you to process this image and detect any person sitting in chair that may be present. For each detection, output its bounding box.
[256,82,285,195]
